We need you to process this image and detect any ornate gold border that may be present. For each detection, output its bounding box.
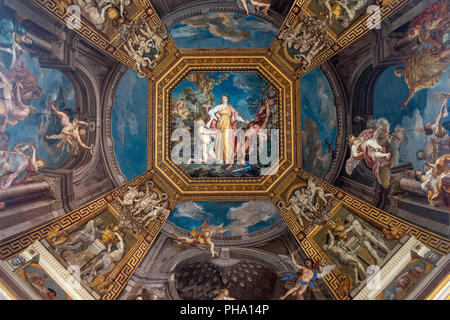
[0,171,178,300]
[268,169,450,299]
[31,0,180,78]
[150,54,296,196]
[270,0,410,77]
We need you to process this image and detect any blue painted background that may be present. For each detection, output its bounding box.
[168,13,277,49]
[168,201,282,236]
[6,51,76,168]
[112,69,148,181]
[301,67,337,177]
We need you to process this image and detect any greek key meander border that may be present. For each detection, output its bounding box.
[270,0,410,78]
[31,0,179,79]
[14,0,448,300]
[1,168,448,299]
[0,171,178,300]
[297,170,450,255]
[270,169,449,299]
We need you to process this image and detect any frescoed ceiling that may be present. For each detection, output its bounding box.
[0,0,449,302]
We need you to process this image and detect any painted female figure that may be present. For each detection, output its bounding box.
[207,95,245,164]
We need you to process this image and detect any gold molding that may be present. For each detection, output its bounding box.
[150,54,296,196]
[427,274,450,300]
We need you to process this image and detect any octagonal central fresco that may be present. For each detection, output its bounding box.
[170,70,279,178]
[150,55,297,197]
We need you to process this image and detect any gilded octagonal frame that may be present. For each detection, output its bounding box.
[149,54,299,198]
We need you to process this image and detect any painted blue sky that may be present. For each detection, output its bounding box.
[112,69,148,181]
[7,51,76,168]
[172,72,265,121]
[168,201,282,236]
[301,67,337,177]
[374,66,449,171]
[168,13,278,48]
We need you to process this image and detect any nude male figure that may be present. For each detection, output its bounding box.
[46,103,92,153]
[280,254,321,300]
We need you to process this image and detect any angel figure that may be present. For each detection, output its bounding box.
[46,102,93,154]
[279,253,335,300]
[172,221,228,257]
[0,142,45,190]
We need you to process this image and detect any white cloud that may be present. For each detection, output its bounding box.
[237,98,248,110]
[128,113,139,136]
[116,119,126,146]
[317,74,337,131]
[173,202,206,220]
[239,18,277,33]
[169,25,200,38]
[397,109,427,170]
[226,201,278,236]
[232,73,256,93]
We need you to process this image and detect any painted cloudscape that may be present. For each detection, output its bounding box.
[168,201,282,237]
[168,13,278,49]
[112,69,148,181]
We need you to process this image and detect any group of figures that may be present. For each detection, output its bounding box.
[54,2,168,77]
[171,71,278,177]
[116,181,170,232]
[345,1,449,208]
[47,216,127,294]
[197,93,277,168]
[389,0,449,109]
[278,15,332,72]
[278,178,335,232]
[278,0,377,71]
[0,13,93,191]
[323,213,391,286]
